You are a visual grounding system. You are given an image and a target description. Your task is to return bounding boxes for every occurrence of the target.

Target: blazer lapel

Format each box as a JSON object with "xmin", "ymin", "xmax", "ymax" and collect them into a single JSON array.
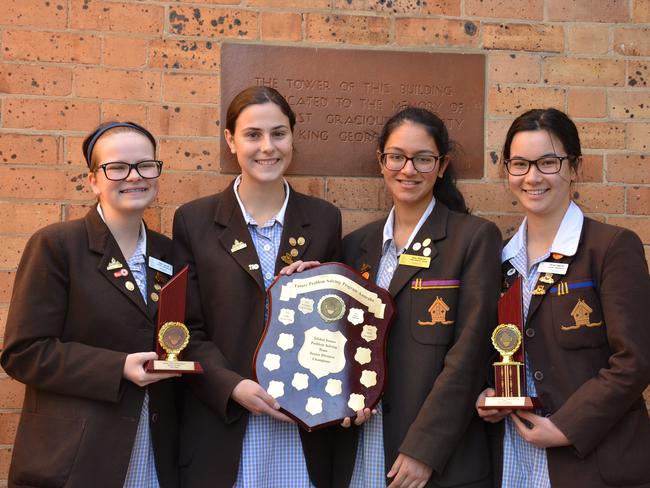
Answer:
[
  {"xmin": 357, "ymin": 223, "xmax": 384, "ymax": 284},
  {"xmin": 275, "ymin": 190, "xmax": 311, "ymax": 273},
  {"xmin": 526, "ymin": 252, "xmax": 576, "ymax": 325},
  {"xmin": 215, "ymin": 184, "xmax": 265, "ymax": 291},
  {"xmin": 388, "ymin": 202, "xmax": 447, "ymax": 297},
  {"xmin": 145, "ymin": 233, "xmax": 173, "ymax": 320}
]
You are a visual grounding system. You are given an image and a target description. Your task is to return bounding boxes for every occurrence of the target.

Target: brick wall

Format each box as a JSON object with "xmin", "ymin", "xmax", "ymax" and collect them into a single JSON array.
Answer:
[{"xmin": 0, "ymin": 0, "xmax": 648, "ymax": 481}]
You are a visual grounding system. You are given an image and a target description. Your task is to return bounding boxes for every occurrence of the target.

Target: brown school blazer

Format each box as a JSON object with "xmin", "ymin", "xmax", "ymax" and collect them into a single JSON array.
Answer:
[
  {"xmin": 343, "ymin": 202, "xmax": 502, "ymax": 488},
  {"xmin": 0, "ymin": 208, "xmax": 179, "ymax": 488},
  {"xmin": 173, "ymin": 181, "xmax": 356, "ymax": 488},
  {"xmin": 490, "ymin": 217, "xmax": 650, "ymax": 488}
]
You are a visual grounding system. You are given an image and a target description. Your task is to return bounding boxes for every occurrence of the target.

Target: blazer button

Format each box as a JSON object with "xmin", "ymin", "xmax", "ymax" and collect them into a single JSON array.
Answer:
[
  {"xmin": 525, "ymin": 328, "xmax": 535, "ymax": 338},
  {"xmin": 534, "ymin": 371, "xmax": 544, "ymax": 381},
  {"xmin": 151, "ymin": 413, "xmax": 159, "ymax": 423}
]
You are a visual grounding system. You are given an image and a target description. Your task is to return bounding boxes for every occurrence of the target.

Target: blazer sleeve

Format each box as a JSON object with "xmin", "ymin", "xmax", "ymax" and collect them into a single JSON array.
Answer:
[
  {"xmin": 172, "ymin": 207, "xmax": 246, "ymax": 423},
  {"xmin": 0, "ymin": 229, "xmax": 127, "ymax": 403},
  {"xmin": 398, "ymin": 220, "xmax": 502, "ymax": 474},
  {"xmin": 550, "ymin": 228, "xmax": 650, "ymax": 456}
]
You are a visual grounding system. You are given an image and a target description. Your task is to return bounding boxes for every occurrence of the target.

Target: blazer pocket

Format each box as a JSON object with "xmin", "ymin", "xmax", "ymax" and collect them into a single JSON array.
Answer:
[
  {"xmin": 595, "ymin": 405, "xmax": 650, "ymax": 485},
  {"xmin": 11, "ymin": 412, "xmax": 85, "ymax": 487},
  {"xmin": 410, "ymin": 284, "xmax": 459, "ymax": 346},
  {"xmin": 551, "ymin": 284, "xmax": 607, "ymax": 349}
]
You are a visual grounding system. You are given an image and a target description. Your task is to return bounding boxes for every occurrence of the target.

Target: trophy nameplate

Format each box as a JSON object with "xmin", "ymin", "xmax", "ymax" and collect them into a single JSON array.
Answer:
[
  {"xmin": 145, "ymin": 266, "xmax": 204, "ymax": 374},
  {"xmin": 253, "ymin": 262, "xmax": 395, "ymax": 431},
  {"xmin": 479, "ymin": 277, "xmax": 539, "ymax": 410}
]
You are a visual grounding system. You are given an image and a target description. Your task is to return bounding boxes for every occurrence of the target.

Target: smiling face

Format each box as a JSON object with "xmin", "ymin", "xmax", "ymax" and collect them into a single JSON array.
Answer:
[
  {"xmin": 224, "ymin": 102, "xmax": 293, "ymax": 185},
  {"xmin": 88, "ymin": 131, "xmax": 158, "ymax": 216},
  {"xmin": 507, "ymin": 129, "xmax": 575, "ymax": 220},
  {"xmin": 379, "ymin": 120, "xmax": 448, "ymax": 209}
]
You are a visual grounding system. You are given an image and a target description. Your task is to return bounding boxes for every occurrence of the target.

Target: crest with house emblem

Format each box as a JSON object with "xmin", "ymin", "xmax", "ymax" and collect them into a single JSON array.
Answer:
[
  {"xmin": 561, "ymin": 298, "xmax": 603, "ymax": 331},
  {"xmin": 418, "ymin": 296, "xmax": 454, "ymax": 326}
]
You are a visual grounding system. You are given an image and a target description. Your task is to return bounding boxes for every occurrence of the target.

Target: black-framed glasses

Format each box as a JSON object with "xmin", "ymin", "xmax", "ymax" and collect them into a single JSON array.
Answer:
[
  {"xmin": 380, "ymin": 153, "xmax": 443, "ymax": 173},
  {"xmin": 96, "ymin": 160, "xmax": 163, "ymax": 181},
  {"xmin": 503, "ymin": 156, "xmax": 571, "ymax": 176}
]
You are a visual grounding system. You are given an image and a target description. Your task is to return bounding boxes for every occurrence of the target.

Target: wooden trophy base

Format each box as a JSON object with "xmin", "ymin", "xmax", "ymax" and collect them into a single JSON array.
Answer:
[{"xmin": 144, "ymin": 359, "xmax": 204, "ymax": 374}]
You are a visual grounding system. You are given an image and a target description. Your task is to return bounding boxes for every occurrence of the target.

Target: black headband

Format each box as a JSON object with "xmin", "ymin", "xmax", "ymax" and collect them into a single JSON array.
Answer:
[{"xmin": 84, "ymin": 122, "xmax": 156, "ymax": 168}]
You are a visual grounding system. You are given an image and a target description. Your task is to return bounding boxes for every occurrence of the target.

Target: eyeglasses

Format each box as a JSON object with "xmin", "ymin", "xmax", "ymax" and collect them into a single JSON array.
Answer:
[
  {"xmin": 96, "ymin": 160, "xmax": 163, "ymax": 181},
  {"xmin": 503, "ymin": 156, "xmax": 571, "ymax": 176},
  {"xmin": 380, "ymin": 153, "xmax": 443, "ymax": 173}
]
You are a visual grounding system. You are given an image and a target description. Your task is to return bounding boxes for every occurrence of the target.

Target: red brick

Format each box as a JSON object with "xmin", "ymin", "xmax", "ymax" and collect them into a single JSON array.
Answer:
[
  {"xmin": 485, "ymin": 149, "xmax": 506, "ymax": 180},
  {"xmin": 148, "ymin": 105, "xmax": 219, "ymax": 137},
  {"xmin": 487, "ymin": 119, "xmax": 512, "ymax": 149},
  {"xmin": 0, "ymin": 272, "xmax": 16, "ymax": 303},
  {"xmin": 488, "ymin": 86, "xmax": 564, "ymax": 116},
  {"xmin": 74, "ymin": 67, "xmax": 161, "ymax": 102},
  {"xmin": 70, "ymin": 1, "xmax": 164, "ymax": 35},
  {"xmin": 3, "ymin": 99, "xmax": 100, "ymax": 131},
  {"xmin": 544, "ymin": 57, "xmax": 625, "ymax": 87},
  {"xmin": 333, "ymin": 0, "xmax": 460, "ymax": 14},
  {"xmin": 609, "ymin": 91, "xmax": 650, "ymax": 120},
  {"xmin": 547, "ymin": 0, "xmax": 630, "ymax": 22},
  {"xmin": 326, "ymin": 178, "xmax": 391, "ymax": 210},
  {"xmin": 163, "ymin": 73, "xmax": 219, "ymax": 104},
  {"xmin": 607, "ymin": 217, "xmax": 650, "ymax": 243},
  {"xmin": 0, "ymin": 308, "xmax": 8, "ymax": 343},
  {"xmin": 459, "ymin": 181, "xmax": 520, "ymax": 213},
  {"xmin": 161, "ymin": 207, "xmax": 176, "ymax": 237},
  {"xmin": 567, "ymin": 25, "xmax": 609, "ymax": 54},
  {"xmin": 65, "ymin": 136, "xmax": 87, "ymax": 167},
  {"xmin": 567, "ymin": 89, "xmax": 607, "ymax": 118},
  {"xmin": 284, "ymin": 177, "xmax": 326, "ymax": 199},
  {"xmin": 260, "ymin": 12, "xmax": 303, "ymax": 42},
  {"xmin": 607, "ymin": 154, "xmax": 650, "ymax": 183},
  {"xmin": 396, "ymin": 18, "xmax": 480, "ymax": 47},
  {"xmin": 167, "ymin": 7, "xmax": 258, "ymax": 39},
  {"xmin": 489, "ymin": 52, "xmax": 541, "ymax": 84},
  {"xmin": 3, "ymin": 0, "xmax": 66, "ymax": 28},
  {"xmin": 0, "ymin": 64, "xmax": 72, "ymax": 96},
  {"xmin": 465, "ymin": 0, "xmax": 543, "ymax": 19},
  {"xmin": 614, "ymin": 28, "xmax": 650, "ymax": 57},
  {"xmin": 2, "ymin": 31, "xmax": 101, "ymax": 64},
  {"xmin": 0, "ymin": 446, "xmax": 11, "ymax": 479},
  {"xmin": 102, "ymin": 37, "xmax": 147, "ymax": 68},
  {"xmin": 341, "ymin": 209, "xmax": 387, "ymax": 236},
  {"xmin": 0, "ymin": 237, "xmax": 27, "ymax": 268},
  {"xmin": 483, "ymin": 24, "xmax": 563, "ymax": 52},
  {"xmin": 628, "ymin": 123, "xmax": 650, "ymax": 150},
  {"xmin": 158, "ymin": 138, "xmax": 220, "ymax": 171},
  {"xmin": 306, "ymin": 14, "xmax": 390, "ymax": 45},
  {"xmin": 573, "ymin": 184, "xmax": 625, "ymax": 214},
  {"xmin": 0, "ymin": 168, "xmax": 92, "ymax": 201},
  {"xmin": 627, "ymin": 61, "xmax": 649, "ymax": 88},
  {"xmin": 248, "ymin": 0, "xmax": 329, "ymax": 6},
  {"xmin": 627, "ymin": 187, "xmax": 650, "ymax": 215},
  {"xmin": 101, "ymin": 103, "xmax": 147, "ymax": 126},
  {"xmin": 633, "ymin": 0, "xmax": 650, "ymax": 22},
  {"xmin": 65, "ymin": 205, "xmax": 162, "ymax": 233},
  {"xmin": 577, "ymin": 154, "xmax": 604, "ymax": 183},
  {"xmin": 156, "ymin": 173, "xmax": 231, "ymax": 205},
  {"xmin": 0, "ymin": 413, "xmax": 20, "ymax": 444},
  {"xmin": 149, "ymin": 39, "xmax": 220, "ymax": 71},
  {"xmin": 0, "ymin": 203, "xmax": 61, "ymax": 234},
  {"xmin": 576, "ymin": 122, "xmax": 626, "ymax": 149},
  {"xmin": 479, "ymin": 213, "xmax": 522, "ymax": 239},
  {"xmin": 0, "ymin": 134, "xmax": 60, "ymax": 165},
  {"xmin": 0, "ymin": 379, "xmax": 24, "ymax": 409}
]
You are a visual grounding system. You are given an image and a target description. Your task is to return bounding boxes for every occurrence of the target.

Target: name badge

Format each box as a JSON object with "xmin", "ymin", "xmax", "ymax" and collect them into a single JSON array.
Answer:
[
  {"xmin": 538, "ymin": 261, "xmax": 568, "ymax": 275},
  {"xmin": 399, "ymin": 253, "xmax": 431, "ymax": 268},
  {"xmin": 149, "ymin": 256, "xmax": 173, "ymax": 276}
]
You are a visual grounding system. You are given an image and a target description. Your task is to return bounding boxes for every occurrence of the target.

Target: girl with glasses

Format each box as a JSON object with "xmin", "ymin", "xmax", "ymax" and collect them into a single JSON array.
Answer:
[
  {"xmin": 476, "ymin": 108, "xmax": 650, "ymax": 487},
  {"xmin": 172, "ymin": 86, "xmax": 350, "ymax": 488},
  {"xmin": 1, "ymin": 122, "xmax": 180, "ymax": 488},
  {"xmin": 341, "ymin": 107, "xmax": 502, "ymax": 487}
]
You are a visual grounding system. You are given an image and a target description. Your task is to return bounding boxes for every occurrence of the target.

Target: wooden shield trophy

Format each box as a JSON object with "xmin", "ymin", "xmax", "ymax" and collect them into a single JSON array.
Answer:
[
  {"xmin": 479, "ymin": 277, "xmax": 539, "ymax": 409},
  {"xmin": 144, "ymin": 265, "xmax": 203, "ymax": 374},
  {"xmin": 253, "ymin": 262, "xmax": 395, "ymax": 431}
]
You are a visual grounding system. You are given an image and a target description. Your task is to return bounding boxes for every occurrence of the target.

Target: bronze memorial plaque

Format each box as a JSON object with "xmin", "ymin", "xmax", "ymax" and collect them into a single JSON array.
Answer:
[{"xmin": 220, "ymin": 43, "xmax": 485, "ymax": 178}]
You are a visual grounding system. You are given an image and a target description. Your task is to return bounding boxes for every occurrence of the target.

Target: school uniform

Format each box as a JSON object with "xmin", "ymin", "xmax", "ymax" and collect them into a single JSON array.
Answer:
[
  {"xmin": 173, "ymin": 179, "xmax": 354, "ymax": 488},
  {"xmin": 342, "ymin": 200, "xmax": 502, "ymax": 487},
  {"xmin": 0, "ymin": 207, "xmax": 179, "ymax": 488},
  {"xmin": 492, "ymin": 202, "xmax": 650, "ymax": 488}
]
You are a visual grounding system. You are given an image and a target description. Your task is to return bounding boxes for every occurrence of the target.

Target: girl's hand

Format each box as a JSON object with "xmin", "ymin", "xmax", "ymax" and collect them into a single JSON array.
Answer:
[
  {"xmin": 231, "ymin": 379, "xmax": 293, "ymax": 423},
  {"xmin": 476, "ymin": 387, "xmax": 512, "ymax": 423},
  {"xmin": 279, "ymin": 260, "xmax": 321, "ymax": 276},
  {"xmin": 123, "ymin": 351, "xmax": 180, "ymax": 387},
  {"xmin": 340, "ymin": 407, "xmax": 376, "ymax": 428},
  {"xmin": 387, "ymin": 453, "xmax": 432, "ymax": 488},
  {"xmin": 510, "ymin": 411, "xmax": 570, "ymax": 448}
]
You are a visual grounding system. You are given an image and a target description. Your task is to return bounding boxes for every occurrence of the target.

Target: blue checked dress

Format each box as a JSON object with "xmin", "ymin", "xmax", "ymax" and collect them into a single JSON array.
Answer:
[
  {"xmin": 501, "ymin": 228, "xmax": 551, "ymax": 488},
  {"xmin": 234, "ymin": 193, "xmax": 314, "ymax": 488},
  {"xmin": 123, "ymin": 228, "xmax": 161, "ymax": 488}
]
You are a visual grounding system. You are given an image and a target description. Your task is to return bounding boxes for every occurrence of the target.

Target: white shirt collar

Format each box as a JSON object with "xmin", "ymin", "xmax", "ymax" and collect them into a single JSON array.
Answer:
[
  {"xmin": 382, "ymin": 197, "xmax": 436, "ymax": 254},
  {"xmin": 502, "ymin": 201, "xmax": 584, "ymax": 263},
  {"xmin": 233, "ymin": 175, "xmax": 290, "ymax": 226},
  {"xmin": 95, "ymin": 203, "xmax": 147, "ymax": 258}
]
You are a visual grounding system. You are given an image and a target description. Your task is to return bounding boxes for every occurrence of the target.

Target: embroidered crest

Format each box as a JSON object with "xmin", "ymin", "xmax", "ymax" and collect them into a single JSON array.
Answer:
[
  {"xmin": 417, "ymin": 296, "xmax": 454, "ymax": 326},
  {"xmin": 280, "ymin": 253, "xmax": 294, "ymax": 265},
  {"xmin": 561, "ymin": 298, "xmax": 603, "ymax": 330}
]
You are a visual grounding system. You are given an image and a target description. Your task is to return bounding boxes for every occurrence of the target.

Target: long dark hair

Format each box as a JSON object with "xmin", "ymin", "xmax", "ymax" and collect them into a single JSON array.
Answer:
[
  {"xmin": 502, "ymin": 108, "xmax": 582, "ymax": 172},
  {"xmin": 226, "ymin": 86, "xmax": 296, "ymax": 133},
  {"xmin": 378, "ymin": 107, "xmax": 469, "ymax": 213}
]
